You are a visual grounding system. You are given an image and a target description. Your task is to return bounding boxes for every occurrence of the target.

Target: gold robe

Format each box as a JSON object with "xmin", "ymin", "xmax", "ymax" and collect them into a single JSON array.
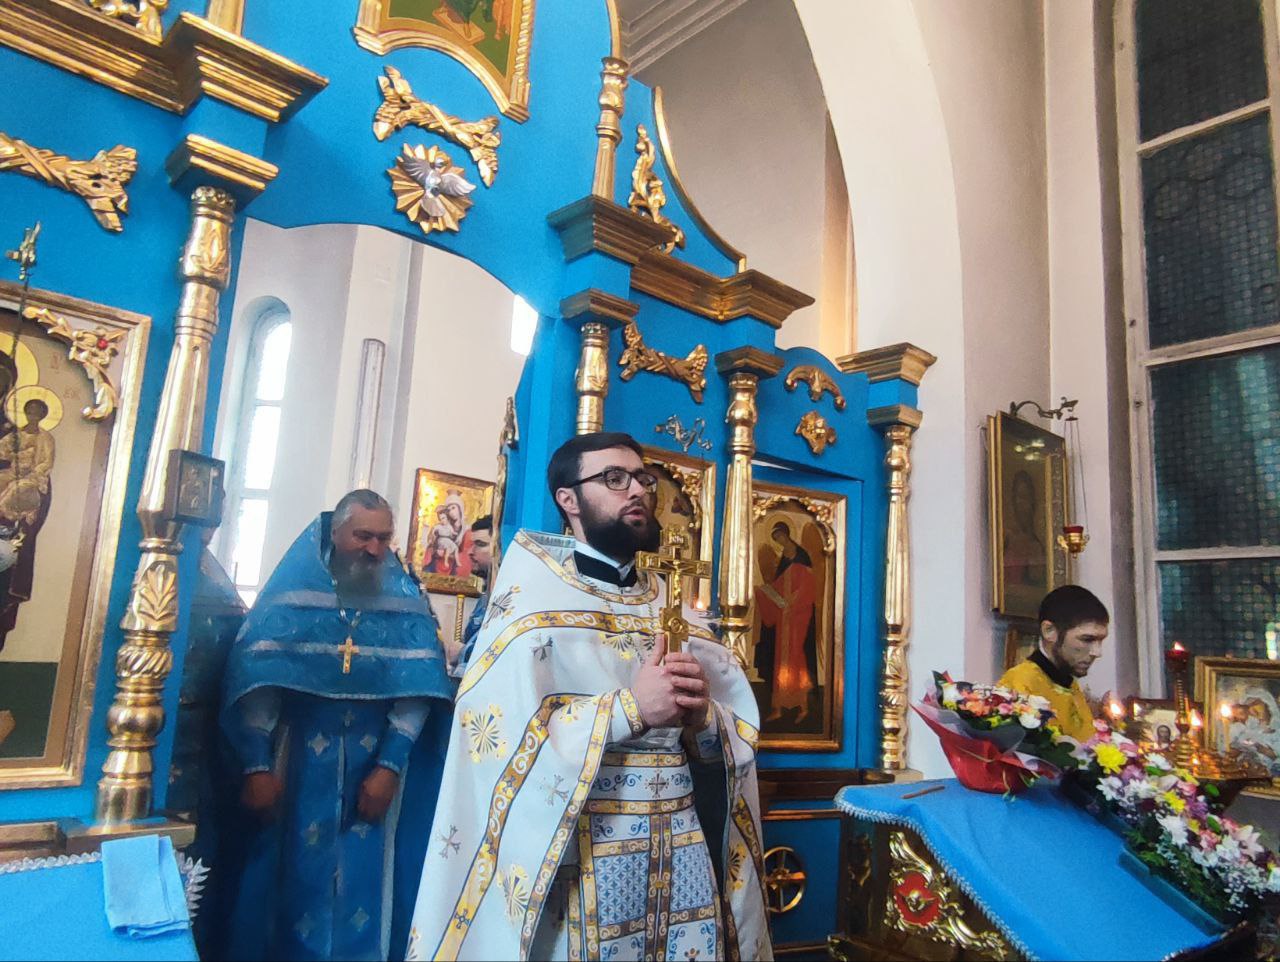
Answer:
[{"xmin": 998, "ymin": 659, "xmax": 1095, "ymax": 742}]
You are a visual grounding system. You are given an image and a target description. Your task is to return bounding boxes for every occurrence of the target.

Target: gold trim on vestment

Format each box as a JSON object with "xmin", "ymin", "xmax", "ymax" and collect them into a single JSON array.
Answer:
[
  {"xmin": 459, "ymin": 609, "xmax": 659, "ymax": 697},
  {"xmin": 433, "ymin": 692, "xmax": 610, "ymax": 960},
  {"xmin": 732, "ymin": 796, "xmax": 767, "ymax": 911},
  {"xmin": 577, "ymin": 815, "xmax": 601, "ymax": 958},
  {"xmin": 516, "ymin": 530, "xmax": 659, "ymax": 605},
  {"xmin": 601, "ymin": 750, "xmax": 685, "ymax": 768},
  {"xmin": 518, "ymin": 695, "xmax": 615, "ymax": 959},
  {"xmin": 584, "ymin": 794, "xmax": 693, "ymax": 815}
]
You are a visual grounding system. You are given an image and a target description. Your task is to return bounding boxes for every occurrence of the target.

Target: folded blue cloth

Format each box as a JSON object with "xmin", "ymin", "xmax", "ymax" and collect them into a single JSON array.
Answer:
[{"xmin": 100, "ymin": 835, "xmax": 191, "ymax": 939}]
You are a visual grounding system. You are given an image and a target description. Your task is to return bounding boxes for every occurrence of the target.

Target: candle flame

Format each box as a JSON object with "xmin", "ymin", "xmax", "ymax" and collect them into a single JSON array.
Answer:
[
  {"xmin": 1221, "ymin": 701, "xmax": 1233, "ymax": 720},
  {"xmin": 1108, "ymin": 700, "xmax": 1125, "ymax": 719},
  {"xmin": 1172, "ymin": 641, "xmax": 1186, "ymax": 652},
  {"xmin": 1190, "ymin": 708, "xmax": 1203, "ymax": 728}
]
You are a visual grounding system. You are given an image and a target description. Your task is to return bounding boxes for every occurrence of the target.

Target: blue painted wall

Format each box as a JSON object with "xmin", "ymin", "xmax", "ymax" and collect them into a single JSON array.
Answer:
[{"xmin": 0, "ymin": 3, "xmax": 917, "ymax": 852}]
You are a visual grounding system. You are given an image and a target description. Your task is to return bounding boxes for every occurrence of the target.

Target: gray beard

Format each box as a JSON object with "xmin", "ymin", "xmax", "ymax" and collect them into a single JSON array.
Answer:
[{"xmin": 331, "ymin": 553, "xmax": 383, "ymax": 598}]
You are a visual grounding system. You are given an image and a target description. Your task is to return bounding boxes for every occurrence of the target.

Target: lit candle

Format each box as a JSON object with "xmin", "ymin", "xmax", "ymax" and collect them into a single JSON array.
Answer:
[
  {"xmin": 1108, "ymin": 699, "xmax": 1125, "ymax": 722},
  {"xmin": 1220, "ymin": 702, "xmax": 1233, "ymax": 721},
  {"xmin": 1166, "ymin": 641, "xmax": 1190, "ymax": 668},
  {"xmin": 1190, "ymin": 708, "xmax": 1203, "ymax": 729}
]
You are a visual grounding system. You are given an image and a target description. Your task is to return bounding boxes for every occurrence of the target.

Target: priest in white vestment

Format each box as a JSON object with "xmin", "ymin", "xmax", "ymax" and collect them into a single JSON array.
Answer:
[{"xmin": 407, "ymin": 432, "xmax": 770, "ymax": 962}]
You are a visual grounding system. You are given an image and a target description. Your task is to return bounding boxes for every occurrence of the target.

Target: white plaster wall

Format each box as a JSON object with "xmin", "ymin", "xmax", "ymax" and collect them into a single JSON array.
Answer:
[
  {"xmin": 387, "ymin": 246, "xmax": 526, "ymax": 527},
  {"xmin": 639, "ymin": 0, "xmax": 852, "ymax": 356},
  {"xmin": 1045, "ymin": 0, "xmax": 1137, "ymax": 697},
  {"xmin": 796, "ymin": 0, "xmax": 967, "ymax": 777},
  {"xmin": 216, "ymin": 224, "xmax": 522, "ymax": 584},
  {"xmin": 911, "ymin": 0, "xmax": 1053, "ymax": 687}
]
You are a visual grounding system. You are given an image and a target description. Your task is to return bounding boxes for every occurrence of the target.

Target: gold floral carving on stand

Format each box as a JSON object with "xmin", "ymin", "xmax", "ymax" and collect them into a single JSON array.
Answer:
[
  {"xmin": 373, "ymin": 67, "xmax": 501, "ymax": 187},
  {"xmin": 752, "ymin": 492, "xmax": 837, "ymax": 555},
  {"xmin": 884, "ymin": 830, "xmax": 1009, "ymax": 956},
  {"xmin": 784, "ymin": 364, "xmax": 846, "ymax": 410},
  {"xmin": 388, "ymin": 145, "xmax": 477, "ymax": 235},
  {"xmin": 628, "ymin": 124, "xmax": 684, "ymax": 253},
  {"xmin": 618, "ymin": 319, "xmax": 707, "ymax": 402},
  {"xmin": 795, "ymin": 411, "xmax": 837, "ymax": 456},
  {"xmin": 0, "ymin": 133, "xmax": 137, "ymax": 232},
  {"xmin": 22, "ymin": 306, "xmax": 126, "ymax": 421},
  {"xmin": 82, "ymin": 0, "xmax": 166, "ymax": 39}
]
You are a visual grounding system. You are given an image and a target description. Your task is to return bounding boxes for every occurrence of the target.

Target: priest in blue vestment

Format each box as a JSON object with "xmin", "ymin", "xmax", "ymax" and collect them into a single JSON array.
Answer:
[{"xmin": 220, "ymin": 489, "xmax": 454, "ymax": 962}]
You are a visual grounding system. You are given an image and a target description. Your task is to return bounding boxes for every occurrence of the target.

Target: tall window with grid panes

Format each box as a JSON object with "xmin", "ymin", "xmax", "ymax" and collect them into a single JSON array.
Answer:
[
  {"xmin": 219, "ymin": 303, "xmax": 293, "ymax": 606},
  {"xmin": 1117, "ymin": 0, "xmax": 1280, "ymax": 688}
]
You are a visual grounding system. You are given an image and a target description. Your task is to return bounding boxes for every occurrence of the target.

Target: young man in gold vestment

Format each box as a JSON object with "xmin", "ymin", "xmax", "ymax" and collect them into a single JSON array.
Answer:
[{"xmin": 998, "ymin": 585, "xmax": 1109, "ymax": 743}]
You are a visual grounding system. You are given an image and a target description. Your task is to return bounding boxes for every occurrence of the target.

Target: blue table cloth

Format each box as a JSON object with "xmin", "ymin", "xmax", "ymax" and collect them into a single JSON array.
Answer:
[
  {"xmin": 0, "ymin": 851, "xmax": 198, "ymax": 961},
  {"xmin": 836, "ymin": 779, "xmax": 1217, "ymax": 962}
]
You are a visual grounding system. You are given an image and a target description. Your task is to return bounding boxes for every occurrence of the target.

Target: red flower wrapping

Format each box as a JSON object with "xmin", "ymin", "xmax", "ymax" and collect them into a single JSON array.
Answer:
[{"xmin": 913, "ymin": 703, "xmax": 1058, "ymax": 795}]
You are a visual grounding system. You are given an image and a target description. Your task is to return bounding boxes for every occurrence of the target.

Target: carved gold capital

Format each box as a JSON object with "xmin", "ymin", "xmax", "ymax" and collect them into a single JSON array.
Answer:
[
  {"xmin": 574, "ymin": 321, "xmax": 611, "ymax": 436},
  {"xmin": 165, "ymin": 134, "xmax": 278, "ymax": 202},
  {"xmin": 96, "ymin": 186, "xmax": 237, "ymax": 824},
  {"xmin": 592, "ymin": 56, "xmax": 629, "ymax": 199},
  {"xmin": 837, "ymin": 343, "xmax": 937, "ymax": 385},
  {"xmin": 0, "ymin": 131, "xmax": 136, "ymax": 232}
]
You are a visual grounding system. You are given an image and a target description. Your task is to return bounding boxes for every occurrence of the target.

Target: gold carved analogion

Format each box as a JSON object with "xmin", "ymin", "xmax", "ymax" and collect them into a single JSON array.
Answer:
[
  {"xmin": 618, "ymin": 319, "xmax": 707, "ymax": 403},
  {"xmin": 96, "ymin": 186, "xmax": 236, "ymax": 823},
  {"xmin": 795, "ymin": 411, "xmax": 836, "ymax": 456},
  {"xmin": 22, "ymin": 306, "xmax": 127, "ymax": 420},
  {"xmin": 628, "ymin": 124, "xmax": 684, "ymax": 253},
  {"xmin": 388, "ymin": 144, "xmax": 477, "ymax": 235},
  {"xmin": 373, "ymin": 66, "xmax": 501, "ymax": 187},
  {"xmin": 885, "ymin": 830, "xmax": 1009, "ymax": 956},
  {"xmin": 83, "ymin": 0, "xmax": 165, "ymax": 39},
  {"xmin": 0, "ymin": 132, "xmax": 136, "ymax": 232},
  {"xmin": 784, "ymin": 364, "xmax": 846, "ymax": 410}
]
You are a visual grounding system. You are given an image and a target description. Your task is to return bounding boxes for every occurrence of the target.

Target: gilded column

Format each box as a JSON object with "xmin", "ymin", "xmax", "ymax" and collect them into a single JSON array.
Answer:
[
  {"xmin": 562, "ymin": 289, "xmax": 639, "ymax": 437},
  {"xmin": 869, "ymin": 408, "xmax": 922, "ymax": 771},
  {"xmin": 838, "ymin": 343, "xmax": 935, "ymax": 773},
  {"xmin": 591, "ymin": 57, "xmax": 629, "ymax": 200},
  {"xmin": 715, "ymin": 348, "xmax": 782, "ymax": 676},
  {"xmin": 96, "ymin": 187, "xmax": 236, "ymax": 823}
]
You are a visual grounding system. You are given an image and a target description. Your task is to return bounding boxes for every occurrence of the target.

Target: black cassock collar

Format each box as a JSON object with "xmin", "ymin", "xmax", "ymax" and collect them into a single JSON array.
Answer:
[
  {"xmin": 573, "ymin": 550, "xmax": 638, "ymax": 588},
  {"xmin": 1029, "ymin": 647, "xmax": 1075, "ymax": 689}
]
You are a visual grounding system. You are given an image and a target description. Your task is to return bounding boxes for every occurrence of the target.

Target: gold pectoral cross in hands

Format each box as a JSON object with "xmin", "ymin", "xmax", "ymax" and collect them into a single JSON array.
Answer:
[
  {"xmin": 338, "ymin": 635, "xmax": 360, "ymax": 674},
  {"xmin": 636, "ymin": 529, "xmax": 711, "ymax": 657}
]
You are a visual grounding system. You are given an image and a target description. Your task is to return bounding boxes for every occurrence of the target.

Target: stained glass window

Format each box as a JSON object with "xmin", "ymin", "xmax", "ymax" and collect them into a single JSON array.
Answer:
[
  {"xmin": 1136, "ymin": 0, "xmax": 1267, "ymax": 142},
  {"xmin": 1159, "ymin": 559, "xmax": 1280, "ymax": 659},
  {"xmin": 1150, "ymin": 345, "xmax": 1280, "ymax": 549},
  {"xmin": 1142, "ymin": 115, "xmax": 1280, "ymax": 348}
]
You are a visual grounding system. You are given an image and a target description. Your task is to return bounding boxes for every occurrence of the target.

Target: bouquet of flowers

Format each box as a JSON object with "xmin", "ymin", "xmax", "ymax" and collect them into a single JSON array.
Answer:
[
  {"xmin": 1071, "ymin": 721, "xmax": 1280, "ymax": 920},
  {"xmin": 913, "ymin": 672, "xmax": 1077, "ymax": 795}
]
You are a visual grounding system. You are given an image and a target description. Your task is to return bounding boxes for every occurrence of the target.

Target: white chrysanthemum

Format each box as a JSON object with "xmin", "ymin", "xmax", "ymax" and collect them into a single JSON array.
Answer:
[{"xmin": 1157, "ymin": 813, "xmax": 1189, "ymax": 847}]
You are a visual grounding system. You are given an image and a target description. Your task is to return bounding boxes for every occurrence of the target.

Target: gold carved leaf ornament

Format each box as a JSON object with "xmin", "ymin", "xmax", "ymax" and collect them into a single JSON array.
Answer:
[
  {"xmin": 0, "ymin": 132, "xmax": 137, "ymax": 232},
  {"xmin": 22, "ymin": 306, "xmax": 126, "ymax": 421},
  {"xmin": 618, "ymin": 320, "xmax": 707, "ymax": 402},
  {"xmin": 795, "ymin": 411, "xmax": 837, "ymax": 456},
  {"xmin": 389, "ymin": 145, "xmax": 477, "ymax": 235},
  {"xmin": 628, "ymin": 124, "xmax": 684, "ymax": 253},
  {"xmin": 373, "ymin": 66, "xmax": 501, "ymax": 187},
  {"xmin": 784, "ymin": 364, "xmax": 847, "ymax": 410}
]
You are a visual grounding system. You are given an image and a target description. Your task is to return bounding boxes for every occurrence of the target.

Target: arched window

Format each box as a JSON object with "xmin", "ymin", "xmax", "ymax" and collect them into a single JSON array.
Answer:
[
  {"xmin": 223, "ymin": 304, "xmax": 292, "ymax": 605},
  {"xmin": 510, "ymin": 295, "xmax": 538, "ymax": 356}
]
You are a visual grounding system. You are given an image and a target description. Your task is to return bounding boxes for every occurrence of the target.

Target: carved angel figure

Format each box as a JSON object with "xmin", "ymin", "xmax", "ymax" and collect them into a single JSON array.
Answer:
[{"xmin": 388, "ymin": 145, "xmax": 477, "ymax": 235}]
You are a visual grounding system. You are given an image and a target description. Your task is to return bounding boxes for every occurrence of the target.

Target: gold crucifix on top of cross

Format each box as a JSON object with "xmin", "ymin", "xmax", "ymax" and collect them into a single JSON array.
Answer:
[{"xmin": 636, "ymin": 529, "xmax": 711, "ymax": 657}]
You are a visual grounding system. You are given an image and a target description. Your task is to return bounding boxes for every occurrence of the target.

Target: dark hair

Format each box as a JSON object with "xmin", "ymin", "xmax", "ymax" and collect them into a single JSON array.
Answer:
[
  {"xmin": 471, "ymin": 514, "xmax": 493, "ymax": 533},
  {"xmin": 547, "ymin": 432, "xmax": 645, "ymax": 525},
  {"xmin": 1039, "ymin": 585, "xmax": 1109, "ymax": 636}
]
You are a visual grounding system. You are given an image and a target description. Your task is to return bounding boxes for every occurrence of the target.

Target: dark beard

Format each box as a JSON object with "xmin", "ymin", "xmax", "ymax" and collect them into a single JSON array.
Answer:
[
  {"xmin": 331, "ymin": 551, "xmax": 383, "ymax": 598},
  {"xmin": 581, "ymin": 501, "xmax": 660, "ymax": 561}
]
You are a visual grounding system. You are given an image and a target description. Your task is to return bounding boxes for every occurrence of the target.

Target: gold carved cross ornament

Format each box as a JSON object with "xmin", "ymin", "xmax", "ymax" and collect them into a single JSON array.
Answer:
[
  {"xmin": 338, "ymin": 635, "xmax": 360, "ymax": 674},
  {"xmin": 635, "ymin": 529, "xmax": 710, "ymax": 656}
]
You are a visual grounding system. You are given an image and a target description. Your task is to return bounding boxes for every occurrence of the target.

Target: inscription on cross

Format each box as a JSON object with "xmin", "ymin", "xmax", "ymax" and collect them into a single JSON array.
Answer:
[{"xmin": 636, "ymin": 529, "xmax": 711, "ymax": 656}]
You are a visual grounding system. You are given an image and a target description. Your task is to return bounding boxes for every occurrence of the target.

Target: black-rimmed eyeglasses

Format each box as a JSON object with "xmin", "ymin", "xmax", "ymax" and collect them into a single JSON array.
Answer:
[{"xmin": 569, "ymin": 467, "xmax": 659, "ymax": 492}]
